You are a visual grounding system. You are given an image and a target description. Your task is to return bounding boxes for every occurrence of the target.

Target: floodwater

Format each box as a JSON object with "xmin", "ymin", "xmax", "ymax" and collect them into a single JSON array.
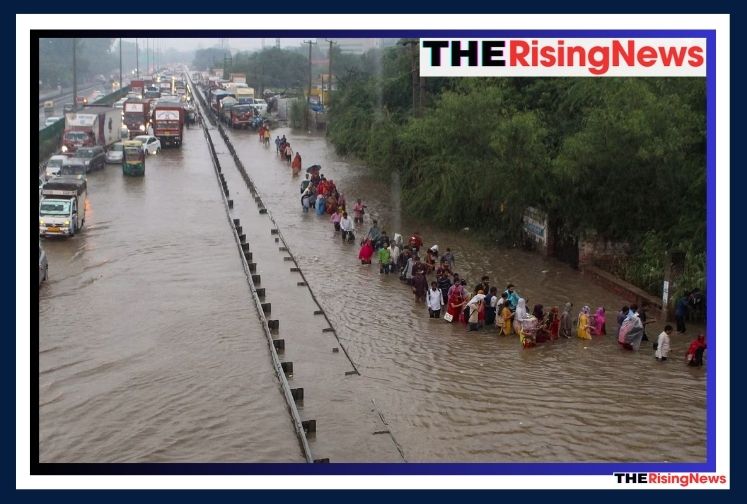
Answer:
[
  {"xmin": 38, "ymin": 127, "xmax": 304, "ymax": 462},
  {"xmin": 222, "ymin": 124, "xmax": 707, "ymax": 463},
  {"xmin": 37, "ymin": 108, "xmax": 707, "ymax": 464}
]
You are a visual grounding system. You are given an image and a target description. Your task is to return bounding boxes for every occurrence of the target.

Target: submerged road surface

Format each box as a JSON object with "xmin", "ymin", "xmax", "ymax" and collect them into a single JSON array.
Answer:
[
  {"xmin": 37, "ymin": 102, "xmax": 707, "ymax": 463},
  {"xmin": 38, "ymin": 126, "xmax": 304, "ymax": 462},
  {"xmin": 221, "ymin": 123, "xmax": 707, "ymax": 463}
]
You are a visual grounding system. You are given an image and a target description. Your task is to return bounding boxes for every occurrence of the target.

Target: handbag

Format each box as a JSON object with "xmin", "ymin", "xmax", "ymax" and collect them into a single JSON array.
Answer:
[{"xmin": 443, "ymin": 312, "xmax": 454, "ymax": 322}]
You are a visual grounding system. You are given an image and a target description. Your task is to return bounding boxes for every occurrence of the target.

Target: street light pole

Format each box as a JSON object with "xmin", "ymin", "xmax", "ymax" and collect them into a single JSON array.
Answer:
[
  {"xmin": 325, "ymin": 39, "xmax": 336, "ymax": 108},
  {"xmin": 303, "ymin": 40, "xmax": 316, "ymax": 131},
  {"xmin": 119, "ymin": 37, "xmax": 122, "ymax": 92},
  {"xmin": 136, "ymin": 38, "xmax": 139, "ymax": 78},
  {"xmin": 72, "ymin": 38, "xmax": 77, "ymax": 112}
]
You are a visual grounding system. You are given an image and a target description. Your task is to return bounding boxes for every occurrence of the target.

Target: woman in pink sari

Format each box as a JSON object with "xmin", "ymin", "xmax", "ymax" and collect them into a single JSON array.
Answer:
[{"xmin": 592, "ymin": 307, "xmax": 607, "ymax": 336}]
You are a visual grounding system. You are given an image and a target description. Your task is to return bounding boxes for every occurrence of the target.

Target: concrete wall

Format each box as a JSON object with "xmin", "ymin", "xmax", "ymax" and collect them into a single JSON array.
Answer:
[{"xmin": 578, "ymin": 236, "xmax": 630, "ymax": 268}]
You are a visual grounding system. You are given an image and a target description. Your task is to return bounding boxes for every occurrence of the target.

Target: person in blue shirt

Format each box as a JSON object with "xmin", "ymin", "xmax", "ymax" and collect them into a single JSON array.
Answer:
[
  {"xmin": 675, "ymin": 291, "xmax": 691, "ymax": 333},
  {"xmin": 504, "ymin": 283, "xmax": 520, "ymax": 311}
]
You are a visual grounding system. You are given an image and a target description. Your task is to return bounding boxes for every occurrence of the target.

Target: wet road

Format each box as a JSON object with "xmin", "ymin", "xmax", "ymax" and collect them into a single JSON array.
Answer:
[
  {"xmin": 222, "ymin": 123, "xmax": 707, "ymax": 462},
  {"xmin": 38, "ymin": 126, "xmax": 304, "ymax": 462},
  {"xmin": 38, "ymin": 96, "xmax": 707, "ymax": 463},
  {"xmin": 38, "ymin": 84, "xmax": 111, "ymax": 130}
]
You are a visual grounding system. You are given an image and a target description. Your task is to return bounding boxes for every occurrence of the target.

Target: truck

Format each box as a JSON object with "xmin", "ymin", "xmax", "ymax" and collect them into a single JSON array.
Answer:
[
  {"xmin": 61, "ymin": 107, "xmax": 122, "ymax": 154},
  {"xmin": 123, "ymin": 99, "xmax": 151, "ymax": 137},
  {"xmin": 152, "ymin": 103, "xmax": 185, "ymax": 146},
  {"xmin": 159, "ymin": 80, "xmax": 172, "ymax": 95},
  {"xmin": 229, "ymin": 73, "xmax": 246, "ymax": 84},
  {"xmin": 235, "ymin": 86, "xmax": 255, "ymax": 105},
  {"xmin": 229, "ymin": 104, "xmax": 255, "ymax": 129},
  {"xmin": 39, "ymin": 176, "xmax": 87, "ymax": 237},
  {"xmin": 219, "ymin": 97, "xmax": 238, "ymax": 124},
  {"xmin": 130, "ymin": 79, "xmax": 145, "ymax": 97}
]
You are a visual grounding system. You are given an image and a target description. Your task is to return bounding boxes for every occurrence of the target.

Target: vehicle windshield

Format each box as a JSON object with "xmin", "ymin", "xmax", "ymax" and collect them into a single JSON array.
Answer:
[
  {"xmin": 40, "ymin": 200, "xmax": 71, "ymax": 216},
  {"xmin": 47, "ymin": 158, "xmax": 65, "ymax": 167},
  {"xmin": 111, "ymin": 143, "xmax": 124, "ymax": 152},
  {"xmin": 64, "ymin": 131, "xmax": 88, "ymax": 142},
  {"xmin": 76, "ymin": 149, "xmax": 95, "ymax": 158},
  {"xmin": 134, "ymin": 136, "xmax": 149, "ymax": 143},
  {"xmin": 124, "ymin": 148, "xmax": 143, "ymax": 161},
  {"xmin": 59, "ymin": 164, "xmax": 86, "ymax": 176}
]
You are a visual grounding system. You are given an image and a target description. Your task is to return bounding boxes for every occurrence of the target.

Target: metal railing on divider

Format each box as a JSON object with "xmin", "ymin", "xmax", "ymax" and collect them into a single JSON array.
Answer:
[{"xmin": 189, "ymin": 77, "xmax": 316, "ymax": 464}]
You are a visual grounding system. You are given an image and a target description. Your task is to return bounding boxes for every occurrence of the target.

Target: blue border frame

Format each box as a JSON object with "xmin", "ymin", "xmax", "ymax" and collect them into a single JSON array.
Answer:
[{"xmin": 32, "ymin": 28, "xmax": 716, "ymax": 477}]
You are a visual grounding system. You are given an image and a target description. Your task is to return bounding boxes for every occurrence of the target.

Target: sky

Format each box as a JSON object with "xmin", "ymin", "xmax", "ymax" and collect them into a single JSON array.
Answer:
[{"xmin": 158, "ymin": 38, "xmax": 307, "ymax": 52}]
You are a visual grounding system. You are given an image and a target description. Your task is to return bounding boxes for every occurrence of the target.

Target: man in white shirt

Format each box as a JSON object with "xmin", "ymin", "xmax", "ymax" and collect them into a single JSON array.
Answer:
[
  {"xmin": 655, "ymin": 325, "xmax": 673, "ymax": 361},
  {"xmin": 427, "ymin": 281, "xmax": 444, "ymax": 318},
  {"xmin": 339, "ymin": 211, "xmax": 355, "ymax": 242}
]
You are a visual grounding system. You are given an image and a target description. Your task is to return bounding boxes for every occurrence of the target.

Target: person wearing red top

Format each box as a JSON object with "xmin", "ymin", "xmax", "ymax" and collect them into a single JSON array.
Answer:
[
  {"xmin": 686, "ymin": 334, "xmax": 707, "ymax": 366},
  {"xmin": 358, "ymin": 239, "xmax": 374, "ymax": 265},
  {"xmin": 408, "ymin": 232, "xmax": 423, "ymax": 252}
]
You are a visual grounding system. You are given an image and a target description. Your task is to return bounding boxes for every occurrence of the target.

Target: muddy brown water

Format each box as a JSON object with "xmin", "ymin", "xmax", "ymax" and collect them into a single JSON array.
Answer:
[
  {"xmin": 38, "ymin": 127, "xmax": 303, "ymax": 462},
  {"xmin": 38, "ymin": 118, "xmax": 706, "ymax": 463},
  {"xmin": 223, "ymin": 125, "xmax": 707, "ymax": 463}
]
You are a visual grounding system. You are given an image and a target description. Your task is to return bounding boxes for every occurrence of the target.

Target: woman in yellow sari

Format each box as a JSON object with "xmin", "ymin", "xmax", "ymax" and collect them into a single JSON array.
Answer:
[
  {"xmin": 498, "ymin": 293, "xmax": 513, "ymax": 336},
  {"xmin": 577, "ymin": 305, "xmax": 592, "ymax": 340}
]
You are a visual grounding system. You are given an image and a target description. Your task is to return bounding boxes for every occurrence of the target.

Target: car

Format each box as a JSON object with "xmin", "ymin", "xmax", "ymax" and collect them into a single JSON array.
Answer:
[
  {"xmin": 106, "ymin": 142, "xmax": 124, "ymax": 164},
  {"xmin": 63, "ymin": 103, "xmax": 74, "ymax": 113},
  {"xmin": 44, "ymin": 116, "xmax": 62, "ymax": 128},
  {"xmin": 113, "ymin": 97, "xmax": 127, "ymax": 110},
  {"xmin": 39, "ymin": 177, "xmax": 44, "ymax": 200},
  {"xmin": 73, "ymin": 146, "xmax": 106, "ymax": 172},
  {"xmin": 45, "ymin": 154, "xmax": 68, "ymax": 177},
  {"xmin": 39, "ymin": 242, "xmax": 48, "ymax": 288},
  {"xmin": 133, "ymin": 135, "xmax": 161, "ymax": 155}
]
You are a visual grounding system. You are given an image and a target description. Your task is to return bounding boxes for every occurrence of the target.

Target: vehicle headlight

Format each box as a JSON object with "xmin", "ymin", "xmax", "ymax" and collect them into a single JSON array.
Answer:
[
  {"xmin": 61, "ymin": 145, "xmax": 68, "ymax": 153},
  {"xmin": 64, "ymin": 220, "xmax": 69, "ymax": 225},
  {"xmin": 39, "ymin": 219, "xmax": 44, "ymax": 225},
  {"xmin": 139, "ymin": 125, "xmax": 146, "ymax": 131}
]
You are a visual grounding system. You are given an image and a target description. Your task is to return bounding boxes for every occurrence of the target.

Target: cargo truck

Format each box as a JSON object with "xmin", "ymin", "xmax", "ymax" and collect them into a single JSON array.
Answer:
[
  {"xmin": 130, "ymin": 79, "xmax": 145, "ymax": 97},
  {"xmin": 61, "ymin": 107, "xmax": 122, "ymax": 154},
  {"xmin": 39, "ymin": 176, "xmax": 87, "ymax": 237},
  {"xmin": 229, "ymin": 73, "xmax": 247, "ymax": 84},
  {"xmin": 123, "ymin": 99, "xmax": 151, "ymax": 137},
  {"xmin": 152, "ymin": 104, "xmax": 185, "ymax": 146},
  {"xmin": 229, "ymin": 104, "xmax": 255, "ymax": 129}
]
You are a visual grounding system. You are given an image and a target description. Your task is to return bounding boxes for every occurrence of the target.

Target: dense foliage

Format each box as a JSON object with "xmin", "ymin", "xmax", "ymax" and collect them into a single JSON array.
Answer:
[{"xmin": 326, "ymin": 45, "xmax": 706, "ymax": 297}]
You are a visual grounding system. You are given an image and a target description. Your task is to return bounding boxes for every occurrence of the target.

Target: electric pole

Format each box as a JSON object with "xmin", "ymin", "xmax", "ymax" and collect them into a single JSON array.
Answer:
[
  {"xmin": 325, "ymin": 39, "xmax": 336, "ymax": 108},
  {"xmin": 304, "ymin": 40, "xmax": 316, "ymax": 130},
  {"xmin": 146, "ymin": 39, "xmax": 149, "ymax": 76},
  {"xmin": 136, "ymin": 38, "xmax": 139, "ymax": 78},
  {"xmin": 72, "ymin": 38, "xmax": 77, "ymax": 112},
  {"xmin": 399, "ymin": 39, "xmax": 420, "ymax": 115},
  {"xmin": 119, "ymin": 37, "xmax": 122, "ymax": 92}
]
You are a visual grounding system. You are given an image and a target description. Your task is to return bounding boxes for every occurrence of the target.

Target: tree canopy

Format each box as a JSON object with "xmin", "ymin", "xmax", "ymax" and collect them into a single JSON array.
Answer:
[{"xmin": 325, "ymin": 43, "xmax": 706, "ymax": 296}]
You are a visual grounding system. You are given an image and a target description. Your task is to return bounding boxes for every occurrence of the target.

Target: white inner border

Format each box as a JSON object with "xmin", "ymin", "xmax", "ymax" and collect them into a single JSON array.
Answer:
[{"xmin": 17, "ymin": 13, "xmax": 730, "ymax": 490}]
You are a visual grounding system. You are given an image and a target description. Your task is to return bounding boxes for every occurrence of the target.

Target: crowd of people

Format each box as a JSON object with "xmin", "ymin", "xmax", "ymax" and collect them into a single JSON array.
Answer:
[{"xmin": 285, "ymin": 158, "xmax": 706, "ymax": 365}]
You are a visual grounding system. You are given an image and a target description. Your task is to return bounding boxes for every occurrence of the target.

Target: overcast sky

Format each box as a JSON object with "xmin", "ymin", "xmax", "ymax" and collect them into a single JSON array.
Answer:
[{"xmin": 155, "ymin": 38, "xmax": 307, "ymax": 52}]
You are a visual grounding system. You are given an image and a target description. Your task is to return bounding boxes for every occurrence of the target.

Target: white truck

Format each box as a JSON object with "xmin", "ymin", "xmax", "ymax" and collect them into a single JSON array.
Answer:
[
  {"xmin": 39, "ymin": 176, "xmax": 87, "ymax": 237},
  {"xmin": 61, "ymin": 107, "xmax": 123, "ymax": 154}
]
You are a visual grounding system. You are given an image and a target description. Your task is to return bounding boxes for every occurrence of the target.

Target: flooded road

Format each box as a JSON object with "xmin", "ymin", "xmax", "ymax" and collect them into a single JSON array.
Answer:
[
  {"xmin": 38, "ymin": 126, "xmax": 304, "ymax": 462},
  {"xmin": 224, "ymin": 124, "xmax": 707, "ymax": 462},
  {"xmin": 37, "ymin": 105, "xmax": 707, "ymax": 464}
]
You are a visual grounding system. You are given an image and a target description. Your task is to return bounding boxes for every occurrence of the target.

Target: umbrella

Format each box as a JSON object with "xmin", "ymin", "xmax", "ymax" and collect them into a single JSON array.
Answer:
[{"xmin": 306, "ymin": 164, "xmax": 322, "ymax": 174}]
